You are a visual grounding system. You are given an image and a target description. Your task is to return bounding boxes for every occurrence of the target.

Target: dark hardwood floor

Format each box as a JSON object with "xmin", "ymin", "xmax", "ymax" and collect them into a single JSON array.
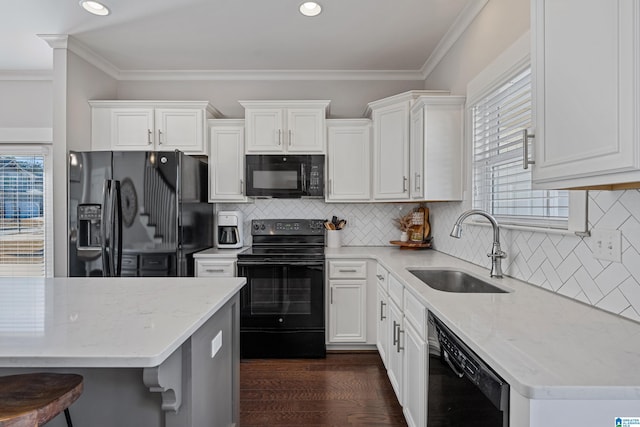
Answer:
[{"xmin": 240, "ymin": 352, "xmax": 408, "ymax": 427}]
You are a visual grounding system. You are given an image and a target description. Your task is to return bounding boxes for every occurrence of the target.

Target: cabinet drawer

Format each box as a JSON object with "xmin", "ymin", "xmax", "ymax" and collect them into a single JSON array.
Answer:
[
  {"xmin": 121, "ymin": 255, "xmax": 138, "ymax": 270},
  {"xmin": 404, "ymin": 290, "xmax": 426, "ymax": 339},
  {"xmin": 196, "ymin": 259, "xmax": 236, "ymax": 277},
  {"xmin": 388, "ymin": 274, "xmax": 403, "ymax": 308},
  {"xmin": 376, "ymin": 264, "xmax": 388, "ymax": 291},
  {"xmin": 329, "ymin": 260, "xmax": 367, "ymax": 279},
  {"xmin": 139, "ymin": 254, "xmax": 170, "ymax": 271}
]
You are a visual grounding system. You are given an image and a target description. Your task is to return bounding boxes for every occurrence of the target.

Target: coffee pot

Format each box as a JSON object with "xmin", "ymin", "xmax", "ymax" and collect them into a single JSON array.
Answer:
[{"xmin": 216, "ymin": 211, "xmax": 243, "ymax": 249}]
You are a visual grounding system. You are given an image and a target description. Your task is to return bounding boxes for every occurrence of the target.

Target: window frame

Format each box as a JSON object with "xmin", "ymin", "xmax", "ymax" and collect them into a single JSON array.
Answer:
[
  {"xmin": 0, "ymin": 140, "xmax": 53, "ymax": 278},
  {"xmin": 465, "ymin": 31, "xmax": 587, "ymax": 233}
]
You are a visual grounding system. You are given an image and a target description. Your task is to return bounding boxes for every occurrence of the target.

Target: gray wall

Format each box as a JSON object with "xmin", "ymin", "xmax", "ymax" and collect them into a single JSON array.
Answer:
[
  {"xmin": 116, "ymin": 79, "xmax": 425, "ymax": 118},
  {"xmin": 0, "ymin": 80, "xmax": 52, "ymax": 128}
]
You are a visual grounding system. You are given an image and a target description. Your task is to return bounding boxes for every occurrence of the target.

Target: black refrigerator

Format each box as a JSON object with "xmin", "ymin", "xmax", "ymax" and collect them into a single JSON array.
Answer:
[{"xmin": 68, "ymin": 150, "xmax": 213, "ymax": 277}]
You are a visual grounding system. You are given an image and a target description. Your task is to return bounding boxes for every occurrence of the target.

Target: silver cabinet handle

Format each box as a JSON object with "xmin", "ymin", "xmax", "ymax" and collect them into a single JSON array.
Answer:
[
  {"xmin": 288, "ymin": 129, "xmax": 292, "ymax": 146},
  {"xmin": 393, "ymin": 320, "xmax": 399, "ymax": 346},
  {"xmin": 522, "ymin": 129, "xmax": 535, "ymax": 170},
  {"xmin": 339, "ymin": 269, "xmax": 357, "ymax": 273},
  {"xmin": 158, "ymin": 130, "xmax": 163, "ymax": 145},
  {"xmin": 415, "ymin": 173, "xmax": 420, "ymax": 191},
  {"xmin": 278, "ymin": 129, "xmax": 282, "ymax": 146},
  {"xmin": 380, "ymin": 301, "xmax": 386, "ymax": 321},
  {"xmin": 240, "ymin": 179, "xmax": 244, "ymax": 193},
  {"xmin": 330, "ymin": 287, "xmax": 333, "ymax": 304},
  {"xmin": 205, "ymin": 268, "xmax": 225, "ymax": 273},
  {"xmin": 147, "ymin": 129, "xmax": 153, "ymax": 145},
  {"xmin": 397, "ymin": 328, "xmax": 404, "ymax": 352},
  {"xmin": 402, "ymin": 176, "xmax": 408, "ymax": 192}
]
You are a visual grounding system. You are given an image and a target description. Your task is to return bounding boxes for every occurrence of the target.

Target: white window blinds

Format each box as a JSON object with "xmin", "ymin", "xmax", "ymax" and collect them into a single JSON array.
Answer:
[
  {"xmin": 471, "ymin": 67, "xmax": 569, "ymax": 228},
  {"xmin": 0, "ymin": 150, "xmax": 49, "ymax": 277}
]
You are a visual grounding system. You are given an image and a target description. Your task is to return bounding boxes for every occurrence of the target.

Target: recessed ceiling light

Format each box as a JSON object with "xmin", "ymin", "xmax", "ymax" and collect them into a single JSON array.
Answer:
[
  {"xmin": 299, "ymin": 2, "xmax": 322, "ymax": 17},
  {"xmin": 79, "ymin": 0, "xmax": 110, "ymax": 16}
]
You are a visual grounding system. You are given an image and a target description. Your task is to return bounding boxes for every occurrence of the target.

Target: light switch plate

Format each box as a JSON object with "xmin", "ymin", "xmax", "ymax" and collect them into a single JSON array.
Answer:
[{"xmin": 590, "ymin": 228, "xmax": 622, "ymax": 262}]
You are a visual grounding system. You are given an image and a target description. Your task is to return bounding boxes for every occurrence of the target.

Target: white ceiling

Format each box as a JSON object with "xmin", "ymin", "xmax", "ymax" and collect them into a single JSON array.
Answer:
[{"xmin": 1, "ymin": 0, "xmax": 484, "ymax": 79}]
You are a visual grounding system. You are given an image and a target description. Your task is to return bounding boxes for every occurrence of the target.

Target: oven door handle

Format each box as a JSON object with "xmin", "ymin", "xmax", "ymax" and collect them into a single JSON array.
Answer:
[{"xmin": 237, "ymin": 260, "xmax": 325, "ymax": 267}]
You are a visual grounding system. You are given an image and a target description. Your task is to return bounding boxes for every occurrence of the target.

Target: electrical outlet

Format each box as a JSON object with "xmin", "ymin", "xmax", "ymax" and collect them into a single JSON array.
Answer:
[{"xmin": 590, "ymin": 228, "xmax": 622, "ymax": 262}]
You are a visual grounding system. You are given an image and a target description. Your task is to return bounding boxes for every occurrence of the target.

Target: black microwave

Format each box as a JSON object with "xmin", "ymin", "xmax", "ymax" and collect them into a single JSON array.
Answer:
[{"xmin": 245, "ymin": 155, "xmax": 324, "ymax": 198}]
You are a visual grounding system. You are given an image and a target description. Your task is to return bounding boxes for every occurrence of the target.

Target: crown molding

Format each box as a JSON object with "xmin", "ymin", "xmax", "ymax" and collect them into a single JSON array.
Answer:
[
  {"xmin": 420, "ymin": 0, "xmax": 489, "ymax": 80},
  {"xmin": 38, "ymin": 34, "xmax": 120, "ymax": 80},
  {"xmin": 117, "ymin": 69, "xmax": 425, "ymax": 81},
  {"xmin": 0, "ymin": 70, "xmax": 52, "ymax": 81}
]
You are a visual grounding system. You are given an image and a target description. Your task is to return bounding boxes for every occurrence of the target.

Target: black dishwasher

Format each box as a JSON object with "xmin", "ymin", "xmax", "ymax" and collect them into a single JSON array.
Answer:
[{"xmin": 428, "ymin": 312, "xmax": 509, "ymax": 426}]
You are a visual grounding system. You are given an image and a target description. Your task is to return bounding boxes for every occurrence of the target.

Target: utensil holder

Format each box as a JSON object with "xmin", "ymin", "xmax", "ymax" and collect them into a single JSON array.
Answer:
[{"xmin": 326, "ymin": 230, "xmax": 341, "ymax": 248}]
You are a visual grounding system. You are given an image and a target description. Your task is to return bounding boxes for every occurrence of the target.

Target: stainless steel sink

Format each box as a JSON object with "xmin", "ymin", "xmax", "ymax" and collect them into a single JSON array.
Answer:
[{"xmin": 407, "ymin": 269, "xmax": 508, "ymax": 293}]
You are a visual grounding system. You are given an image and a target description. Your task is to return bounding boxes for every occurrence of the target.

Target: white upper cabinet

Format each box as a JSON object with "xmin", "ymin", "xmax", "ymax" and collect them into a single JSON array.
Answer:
[
  {"xmin": 240, "ymin": 101, "xmax": 330, "ymax": 154},
  {"xmin": 208, "ymin": 119, "xmax": 248, "ymax": 203},
  {"xmin": 89, "ymin": 101, "xmax": 220, "ymax": 155},
  {"xmin": 532, "ymin": 0, "xmax": 640, "ymax": 189},
  {"xmin": 372, "ymin": 101, "xmax": 411, "ymax": 200},
  {"xmin": 409, "ymin": 96, "xmax": 465, "ymax": 201},
  {"xmin": 326, "ymin": 119, "xmax": 371, "ymax": 202},
  {"xmin": 366, "ymin": 90, "xmax": 455, "ymax": 201}
]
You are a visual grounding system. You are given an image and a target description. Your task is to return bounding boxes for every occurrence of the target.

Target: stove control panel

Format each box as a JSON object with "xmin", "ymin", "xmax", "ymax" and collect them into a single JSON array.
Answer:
[{"xmin": 251, "ymin": 219, "xmax": 325, "ymax": 235}]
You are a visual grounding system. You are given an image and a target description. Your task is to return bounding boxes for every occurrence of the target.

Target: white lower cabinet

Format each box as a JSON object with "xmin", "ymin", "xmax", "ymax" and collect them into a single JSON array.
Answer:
[
  {"xmin": 329, "ymin": 281, "xmax": 367, "ymax": 342},
  {"xmin": 376, "ymin": 264, "xmax": 390, "ymax": 365},
  {"xmin": 387, "ymin": 297, "xmax": 404, "ymax": 404},
  {"xmin": 327, "ymin": 260, "xmax": 367, "ymax": 344},
  {"xmin": 376, "ymin": 270, "xmax": 428, "ymax": 427},
  {"xmin": 402, "ymin": 292, "xmax": 428, "ymax": 427},
  {"xmin": 195, "ymin": 259, "xmax": 236, "ymax": 277}
]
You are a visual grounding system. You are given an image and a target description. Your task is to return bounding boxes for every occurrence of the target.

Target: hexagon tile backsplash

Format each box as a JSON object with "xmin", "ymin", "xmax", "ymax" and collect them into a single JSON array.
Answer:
[{"xmin": 219, "ymin": 190, "xmax": 640, "ymax": 323}]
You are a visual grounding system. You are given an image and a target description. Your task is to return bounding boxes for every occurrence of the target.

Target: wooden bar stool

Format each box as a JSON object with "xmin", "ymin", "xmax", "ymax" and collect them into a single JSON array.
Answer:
[{"xmin": 0, "ymin": 373, "xmax": 83, "ymax": 427}]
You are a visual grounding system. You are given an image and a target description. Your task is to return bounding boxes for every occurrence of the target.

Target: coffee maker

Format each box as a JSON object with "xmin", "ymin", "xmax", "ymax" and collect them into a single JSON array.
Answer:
[{"xmin": 216, "ymin": 211, "xmax": 243, "ymax": 249}]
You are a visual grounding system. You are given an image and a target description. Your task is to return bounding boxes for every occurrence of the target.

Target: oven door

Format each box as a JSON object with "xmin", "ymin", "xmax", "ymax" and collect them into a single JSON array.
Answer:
[{"xmin": 237, "ymin": 260, "xmax": 324, "ymax": 329}]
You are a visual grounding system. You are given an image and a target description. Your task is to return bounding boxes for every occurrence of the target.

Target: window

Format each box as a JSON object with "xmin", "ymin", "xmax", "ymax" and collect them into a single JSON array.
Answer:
[
  {"xmin": 471, "ymin": 66, "xmax": 569, "ymax": 228},
  {"xmin": 0, "ymin": 146, "xmax": 52, "ymax": 277}
]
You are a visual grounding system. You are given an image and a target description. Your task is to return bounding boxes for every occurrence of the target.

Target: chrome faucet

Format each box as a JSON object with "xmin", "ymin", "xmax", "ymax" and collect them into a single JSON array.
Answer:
[{"xmin": 450, "ymin": 209, "xmax": 506, "ymax": 278}]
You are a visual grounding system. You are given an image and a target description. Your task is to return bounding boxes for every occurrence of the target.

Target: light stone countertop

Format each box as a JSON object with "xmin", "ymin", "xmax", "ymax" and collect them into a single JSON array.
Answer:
[
  {"xmin": 326, "ymin": 246, "xmax": 640, "ymax": 400},
  {"xmin": 193, "ymin": 247, "xmax": 249, "ymax": 258},
  {"xmin": 0, "ymin": 277, "xmax": 246, "ymax": 368}
]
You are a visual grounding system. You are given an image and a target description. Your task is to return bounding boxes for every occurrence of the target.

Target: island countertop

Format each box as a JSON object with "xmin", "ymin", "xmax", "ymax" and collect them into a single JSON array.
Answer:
[{"xmin": 0, "ymin": 277, "xmax": 246, "ymax": 369}]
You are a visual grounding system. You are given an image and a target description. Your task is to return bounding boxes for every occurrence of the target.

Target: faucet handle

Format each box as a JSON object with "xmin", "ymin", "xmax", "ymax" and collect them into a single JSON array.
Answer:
[{"xmin": 487, "ymin": 250, "xmax": 507, "ymax": 259}]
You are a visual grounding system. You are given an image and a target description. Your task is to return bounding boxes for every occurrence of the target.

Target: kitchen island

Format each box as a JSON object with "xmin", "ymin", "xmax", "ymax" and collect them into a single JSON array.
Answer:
[
  {"xmin": 326, "ymin": 247, "xmax": 640, "ymax": 427},
  {"xmin": 0, "ymin": 276, "xmax": 245, "ymax": 427}
]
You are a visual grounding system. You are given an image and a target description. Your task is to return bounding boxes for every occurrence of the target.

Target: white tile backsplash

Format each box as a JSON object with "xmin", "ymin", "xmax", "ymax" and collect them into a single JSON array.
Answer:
[
  {"xmin": 220, "ymin": 190, "xmax": 640, "ymax": 322},
  {"xmin": 216, "ymin": 199, "xmax": 417, "ymax": 247}
]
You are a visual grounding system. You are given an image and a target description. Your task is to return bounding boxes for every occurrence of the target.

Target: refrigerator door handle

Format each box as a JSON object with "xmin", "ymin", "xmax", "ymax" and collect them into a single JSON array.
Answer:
[
  {"xmin": 113, "ymin": 180, "xmax": 123, "ymax": 277},
  {"xmin": 101, "ymin": 180, "xmax": 113, "ymax": 277}
]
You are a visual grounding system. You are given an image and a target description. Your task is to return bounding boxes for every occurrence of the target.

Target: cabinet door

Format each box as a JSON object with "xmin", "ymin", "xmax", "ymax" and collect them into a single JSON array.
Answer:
[
  {"xmin": 532, "ymin": 0, "xmax": 640, "ymax": 188},
  {"xmin": 402, "ymin": 321, "xmax": 427, "ymax": 427},
  {"xmin": 155, "ymin": 108, "xmax": 205, "ymax": 154},
  {"xmin": 245, "ymin": 108, "xmax": 284, "ymax": 152},
  {"xmin": 286, "ymin": 108, "xmax": 325, "ymax": 153},
  {"xmin": 328, "ymin": 280, "xmax": 367, "ymax": 343},
  {"xmin": 111, "ymin": 108, "xmax": 155, "ymax": 150},
  {"xmin": 409, "ymin": 106, "xmax": 425, "ymax": 200},
  {"xmin": 327, "ymin": 123, "xmax": 371, "ymax": 201},
  {"xmin": 387, "ymin": 300, "xmax": 404, "ymax": 404},
  {"xmin": 376, "ymin": 285, "xmax": 389, "ymax": 367},
  {"xmin": 209, "ymin": 125, "xmax": 247, "ymax": 202},
  {"xmin": 373, "ymin": 102, "xmax": 410, "ymax": 200}
]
